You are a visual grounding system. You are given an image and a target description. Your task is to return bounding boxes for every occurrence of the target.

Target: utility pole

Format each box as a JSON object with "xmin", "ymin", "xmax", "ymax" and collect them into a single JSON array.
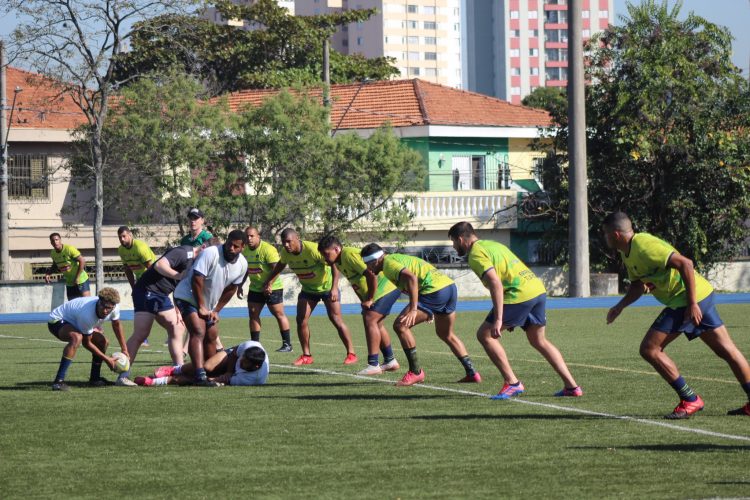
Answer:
[
  {"xmin": 322, "ymin": 38, "xmax": 331, "ymax": 110},
  {"xmin": 567, "ymin": 0, "xmax": 590, "ymax": 297},
  {"xmin": 1, "ymin": 42, "xmax": 9, "ymax": 281}
]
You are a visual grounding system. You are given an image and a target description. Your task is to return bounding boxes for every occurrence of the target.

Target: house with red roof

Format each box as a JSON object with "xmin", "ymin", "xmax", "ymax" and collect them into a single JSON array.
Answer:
[{"xmin": 3, "ymin": 68, "xmax": 551, "ymax": 280}]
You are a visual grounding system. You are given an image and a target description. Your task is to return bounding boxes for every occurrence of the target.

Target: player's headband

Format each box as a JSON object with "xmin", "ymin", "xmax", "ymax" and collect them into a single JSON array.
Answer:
[{"xmin": 362, "ymin": 250, "xmax": 384, "ymax": 263}]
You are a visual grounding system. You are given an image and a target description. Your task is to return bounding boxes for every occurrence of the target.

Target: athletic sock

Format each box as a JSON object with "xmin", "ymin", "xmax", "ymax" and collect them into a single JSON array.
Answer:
[
  {"xmin": 90, "ymin": 358, "xmax": 103, "ymax": 380},
  {"xmin": 381, "ymin": 344, "xmax": 395, "ymax": 363},
  {"xmin": 154, "ymin": 377, "xmax": 169, "ymax": 386},
  {"xmin": 741, "ymin": 381, "xmax": 750, "ymax": 402},
  {"xmin": 119, "ymin": 370, "xmax": 131, "ymax": 380},
  {"xmin": 54, "ymin": 356, "xmax": 73, "ymax": 382},
  {"xmin": 367, "ymin": 354, "xmax": 380, "ymax": 367},
  {"xmin": 459, "ymin": 355, "xmax": 477, "ymax": 376},
  {"xmin": 251, "ymin": 331, "xmax": 260, "ymax": 342},
  {"xmin": 670, "ymin": 376, "xmax": 698, "ymax": 402},
  {"xmin": 195, "ymin": 368, "xmax": 207, "ymax": 382},
  {"xmin": 405, "ymin": 347, "xmax": 421, "ymax": 374},
  {"xmin": 281, "ymin": 330, "xmax": 291, "ymax": 345},
  {"xmin": 173, "ymin": 365, "xmax": 183, "ymax": 375}
]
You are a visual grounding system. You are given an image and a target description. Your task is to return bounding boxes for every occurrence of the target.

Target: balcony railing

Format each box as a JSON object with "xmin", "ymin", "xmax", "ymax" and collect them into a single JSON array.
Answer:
[{"xmin": 395, "ymin": 190, "xmax": 518, "ymax": 229}]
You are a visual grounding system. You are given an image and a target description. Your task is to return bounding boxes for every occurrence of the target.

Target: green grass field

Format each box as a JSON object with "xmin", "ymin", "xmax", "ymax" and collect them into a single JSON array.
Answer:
[{"xmin": 1, "ymin": 304, "xmax": 749, "ymax": 499}]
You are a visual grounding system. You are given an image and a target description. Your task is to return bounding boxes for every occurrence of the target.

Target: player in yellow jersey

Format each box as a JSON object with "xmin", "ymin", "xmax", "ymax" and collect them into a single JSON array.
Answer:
[
  {"xmin": 361, "ymin": 243, "xmax": 480, "ymax": 387},
  {"xmin": 263, "ymin": 228, "xmax": 357, "ymax": 366},
  {"xmin": 117, "ymin": 226, "xmax": 156, "ymax": 289},
  {"xmin": 603, "ymin": 211, "xmax": 750, "ymax": 418},
  {"xmin": 449, "ymin": 222, "xmax": 581, "ymax": 400},
  {"xmin": 237, "ymin": 226, "xmax": 292, "ymax": 352},
  {"xmin": 44, "ymin": 233, "xmax": 90, "ymax": 300},
  {"xmin": 318, "ymin": 235, "xmax": 401, "ymax": 376}
]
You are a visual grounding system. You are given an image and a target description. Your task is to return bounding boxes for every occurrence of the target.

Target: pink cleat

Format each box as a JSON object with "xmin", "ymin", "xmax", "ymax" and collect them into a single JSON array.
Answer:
[
  {"xmin": 343, "ymin": 352, "xmax": 358, "ymax": 365},
  {"xmin": 154, "ymin": 366, "xmax": 176, "ymax": 378},
  {"xmin": 293, "ymin": 355, "xmax": 314, "ymax": 366},
  {"xmin": 457, "ymin": 372, "xmax": 482, "ymax": 383},
  {"xmin": 396, "ymin": 370, "xmax": 425, "ymax": 387},
  {"xmin": 554, "ymin": 386, "xmax": 584, "ymax": 397},
  {"xmin": 134, "ymin": 376, "xmax": 154, "ymax": 387}
]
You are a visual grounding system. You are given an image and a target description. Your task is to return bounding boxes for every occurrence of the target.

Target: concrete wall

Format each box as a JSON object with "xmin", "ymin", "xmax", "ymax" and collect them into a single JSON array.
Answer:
[{"xmin": 3, "ymin": 261, "xmax": 748, "ymax": 314}]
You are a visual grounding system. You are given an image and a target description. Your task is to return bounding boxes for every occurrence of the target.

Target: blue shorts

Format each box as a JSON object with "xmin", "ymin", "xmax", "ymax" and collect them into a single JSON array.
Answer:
[
  {"xmin": 66, "ymin": 280, "xmax": 90, "ymax": 300},
  {"xmin": 362, "ymin": 289, "xmax": 402, "ymax": 316},
  {"xmin": 299, "ymin": 289, "xmax": 334, "ymax": 305},
  {"xmin": 485, "ymin": 293, "xmax": 547, "ymax": 331},
  {"xmin": 412, "ymin": 284, "xmax": 458, "ymax": 319},
  {"xmin": 248, "ymin": 289, "xmax": 284, "ymax": 306},
  {"xmin": 651, "ymin": 292, "xmax": 723, "ymax": 340},
  {"xmin": 133, "ymin": 287, "xmax": 174, "ymax": 314},
  {"xmin": 48, "ymin": 319, "xmax": 70, "ymax": 339},
  {"xmin": 175, "ymin": 299, "xmax": 216, "ymax": 328}
]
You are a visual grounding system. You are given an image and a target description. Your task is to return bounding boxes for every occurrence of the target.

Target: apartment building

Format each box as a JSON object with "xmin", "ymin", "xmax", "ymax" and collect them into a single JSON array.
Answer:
[
  {"xmin": 202, "ymin": 0, "xmax": 295, "ymax": 27},
  {"xmin": 296, "ymin": 0, "xmax": 464, "ymax": 88},
  {"xmin": 466, "ymin": 0, "xmax": 614, "ymax": 104}
]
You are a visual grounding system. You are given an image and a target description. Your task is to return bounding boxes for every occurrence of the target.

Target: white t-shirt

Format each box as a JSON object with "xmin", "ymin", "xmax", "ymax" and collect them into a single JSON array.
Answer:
[
  {"xmin": 230, "ymin": 340, "xmax": 269, "ymax": 386},
  {"xmin": 49, "ymin": 297, "xmax": 120, "ymax": 335},
  {"xmin": 173, "ymin": 245, "xmax": 248, "ymax": 311}
]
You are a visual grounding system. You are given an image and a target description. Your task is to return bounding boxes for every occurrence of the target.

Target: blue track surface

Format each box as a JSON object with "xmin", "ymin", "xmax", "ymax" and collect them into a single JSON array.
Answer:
[{"xmin": 1, "ymin": 293, "xmax": 747, "ymax": 325}]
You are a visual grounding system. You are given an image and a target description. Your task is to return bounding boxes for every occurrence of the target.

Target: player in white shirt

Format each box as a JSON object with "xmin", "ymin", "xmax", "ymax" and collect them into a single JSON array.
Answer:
[
  {"xmin": 136, "ymin": 340, "xmax": 269, "ymax": 387},
  {"xmin": 173, "ymin": 229, "xmax": 248, "ymax": 386},
  {"xmin": 47, "ymin": 287, "xmax": 129, "ymax": 391}
]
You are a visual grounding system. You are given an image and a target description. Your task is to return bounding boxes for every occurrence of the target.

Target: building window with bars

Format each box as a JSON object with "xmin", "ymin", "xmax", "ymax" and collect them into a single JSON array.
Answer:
[{"xmin": 8, "ymin": 154, "xmax": 50, "ymax": 200}]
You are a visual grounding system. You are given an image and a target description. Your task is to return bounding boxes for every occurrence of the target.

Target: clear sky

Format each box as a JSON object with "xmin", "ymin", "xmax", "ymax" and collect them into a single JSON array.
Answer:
[
  {"xmin": 613, "ymin": 0, "xmax": 750, "ymax": 76},
  {"xmin": 1, "ymin": 1, "xmax": 748, "ymax": 76}
]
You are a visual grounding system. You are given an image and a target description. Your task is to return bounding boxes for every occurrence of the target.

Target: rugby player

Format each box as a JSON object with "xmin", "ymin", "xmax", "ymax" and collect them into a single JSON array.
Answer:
[{"xmin": 44, "ymin": 233, "xmax": 90, "ymax": 300}]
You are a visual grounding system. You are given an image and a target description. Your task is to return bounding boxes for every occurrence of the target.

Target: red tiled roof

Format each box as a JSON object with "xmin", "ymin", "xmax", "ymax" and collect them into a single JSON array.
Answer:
[
  {"xmin": 5, "ymin": 67, "xmax": 87, "ymax": 130},
  {"xmin": 225, "ymin": 79, "xmax": 551, "ymax": 130}
]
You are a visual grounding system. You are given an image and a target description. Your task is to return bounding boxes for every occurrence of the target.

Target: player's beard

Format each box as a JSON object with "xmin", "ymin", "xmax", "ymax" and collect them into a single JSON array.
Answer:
[{"xmin": 223, "ymin": 245, "xmax": 239, "ymax": 264}]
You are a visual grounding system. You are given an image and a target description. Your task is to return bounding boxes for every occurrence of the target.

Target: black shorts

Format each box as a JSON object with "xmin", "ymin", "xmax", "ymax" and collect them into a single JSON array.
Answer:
[{"xmin": 247, "ymin": 289, "xmax": 284, "ymax": 306}]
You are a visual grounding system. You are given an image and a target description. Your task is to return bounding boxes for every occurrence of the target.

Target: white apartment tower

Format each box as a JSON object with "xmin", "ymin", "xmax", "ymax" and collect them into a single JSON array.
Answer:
[{"xmin": 296, "ymin": 0, "xmax": 464, "ymax": 88}]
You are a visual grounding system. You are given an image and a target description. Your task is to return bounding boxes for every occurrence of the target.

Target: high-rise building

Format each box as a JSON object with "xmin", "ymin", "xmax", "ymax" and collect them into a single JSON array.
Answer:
[
  {"xmin": 296, "ymin": 0, "xmax": 464, "ymax": 89},
  {"xmin": 465, "ymin": 0, "xmax": 614, "ymax": 104}
]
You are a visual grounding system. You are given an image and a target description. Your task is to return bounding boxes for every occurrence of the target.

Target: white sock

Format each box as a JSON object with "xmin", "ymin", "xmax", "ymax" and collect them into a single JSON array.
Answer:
[{"xmin": 154, "ymin": 377, "xmax": 169, "ymax": 386}]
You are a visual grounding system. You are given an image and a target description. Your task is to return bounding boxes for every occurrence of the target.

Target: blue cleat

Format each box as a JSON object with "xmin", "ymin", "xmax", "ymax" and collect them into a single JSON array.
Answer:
[{"xmin": 490, "ymin": 381, "xmax": 525, "ymax": 400}]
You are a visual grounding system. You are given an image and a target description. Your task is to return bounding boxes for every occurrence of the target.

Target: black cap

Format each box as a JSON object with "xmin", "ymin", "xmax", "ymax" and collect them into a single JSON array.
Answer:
[{"xmin": 187, "ymin": 208, "xmax": 204, "ymax": 219}]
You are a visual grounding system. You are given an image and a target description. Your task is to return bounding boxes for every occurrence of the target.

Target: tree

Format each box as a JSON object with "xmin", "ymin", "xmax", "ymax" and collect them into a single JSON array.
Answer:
[
  {"xmin": 231, "ymin": 89, "xmax": 425, "ymax": 241},
  {"xmin": 68, "ymin": 70, "xmax": 234, "ymax": 241},
  {"xmin": 4, "ymin": 0, "xmax": 197, "ymax": 289},
  {"xmin": 539, "ymin": 0, "xmax": 750, "ymax": 271},
  {"xmin": 114, "ymin": 0, "xmax": 399, "ymax": 96}
]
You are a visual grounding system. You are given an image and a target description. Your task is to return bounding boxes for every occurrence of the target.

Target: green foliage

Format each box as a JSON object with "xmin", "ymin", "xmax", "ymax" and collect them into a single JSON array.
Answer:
[
  {"xmin": 114, "ymin": 0, "xmax": 399, "ymax": 95},
  {"xmin": 230, "ymin": 89, "xmax": 425, "ymax": 241},
  {"xmin": 538, "ymin": 0, "xmax": 750, "ymax": 271},
  {"xmin": 69, "ymin": 71, "xmax": 235, "ymax": 240}
]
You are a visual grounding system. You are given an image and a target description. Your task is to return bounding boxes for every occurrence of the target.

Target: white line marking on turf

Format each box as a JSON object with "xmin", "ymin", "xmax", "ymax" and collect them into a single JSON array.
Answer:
[
  {"xmin": 275, "ymin": 364, "xmax": 750, "ymax": 444},
  {"xmin": 5, "ymin": 333, "xmax": 749, "ymax": 443}
]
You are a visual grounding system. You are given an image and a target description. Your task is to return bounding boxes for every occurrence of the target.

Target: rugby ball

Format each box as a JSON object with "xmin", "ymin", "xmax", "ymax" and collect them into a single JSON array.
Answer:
[{"xmin": 112, "ymin": 352, "xmax": 130, "ymax": 373}]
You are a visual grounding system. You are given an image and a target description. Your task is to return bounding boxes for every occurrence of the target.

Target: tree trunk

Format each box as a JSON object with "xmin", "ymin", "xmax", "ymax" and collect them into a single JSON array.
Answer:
[{"xmin": 93, "ymin": 135, "xmax": 104, "ymax": 291}]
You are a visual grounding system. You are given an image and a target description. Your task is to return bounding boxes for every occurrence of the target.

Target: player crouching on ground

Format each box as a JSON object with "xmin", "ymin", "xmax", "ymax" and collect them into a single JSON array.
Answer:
[
  {"xmin": 136, "ymin": 341, "xmax": 269, "ymax": 387},
  {"xmin": 603, "ymin": 211, "xmax": 750, "ymax": 418},
  {"xmin": 47, "ymin": 287, "xmax": 128, "ymax": 391}
]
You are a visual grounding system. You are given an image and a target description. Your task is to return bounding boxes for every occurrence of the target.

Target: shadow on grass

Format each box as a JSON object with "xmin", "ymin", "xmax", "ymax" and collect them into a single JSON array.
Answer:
[
  {"xmin": 570, "ymin": 444, "xmax": 750, "ymax": 452},
  {"xmin": 706, "ymin": 480, "xmax": 750, "ymax": 485},
  {"xmin": 286, "ymin": 394, "xmax": 449, "ymax": 401},
  {"xmin": 409, "ymin": 413, "xmax": 604, "ymax": 421},
  {"xmin": 0, "ymin": 380, "xmax": 112, "ymax": 391}
]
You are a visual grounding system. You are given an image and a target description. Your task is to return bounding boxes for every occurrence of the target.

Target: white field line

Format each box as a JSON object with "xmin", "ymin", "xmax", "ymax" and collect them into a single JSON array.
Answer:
[
  {"xmin": 4, "ymin": 333, "xmax": 750, "ymax": 443},
  {"xmin": 277, "ymin": 363, "xmax": 750, "ymax": 444}
]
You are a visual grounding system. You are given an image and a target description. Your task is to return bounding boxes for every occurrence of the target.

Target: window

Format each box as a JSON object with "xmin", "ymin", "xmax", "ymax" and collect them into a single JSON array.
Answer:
[
  {"xmin": 424, "ymin": 52, "xmax": 437, "ymax": 60},
  {"xmin": 511, "ymin": 67, "xmax": 521, "ymax": 76},
  {"xmin": 424, "ymin": 21, "xmax": 436, "ymax": 30},
  {"xmin": 582, "ymin": 29, "xmax": 590, "ymax": 38},
  {"xmin": 408, "ymin": 20, "xmax": 417, "ymax": 29},
  {"xmin": 409, "ymin": 67, "xmax": 420, "ymax": 76},
  {"xmin": 425, "ymin": 68, "xmax": 438, "ymax": 76},
  {"xmin": 407, "ymin": 4, "xmax": 417, "ymax": 13},
  {"xmin": 423, "ymin": 6, "xmax": 436, "ymax": 15},
  {"xmin": 472, "ymin": 156, "xmax": 486, "ymax": 190},
  {"xmin": 530, "ymin": 67, "xmax": 539, "ymax": 76},
  {"xmin": 454, "ymin": 23, "xmax": 460, "ymax": 31},
  {"xmin": 511, "ymin": 87, "xmax": 521, "ymax": 95},
  {"xmin": 408, "ymin": 51, "xmax": 419, "ymax": 61},
  {"xmin": 510, "ymin": 11, "xmax": 519, "ymax": 19},
  {"xmin": 582, "ymin": 10, "xmax": 590, "ymax": 18},
  {"xmin": 545, "ymin": 48, "xmax": 567, "ymax": 61},
  {"xmin": 529, "ymin": 48, "xmax": 539, "ymax": 56},
  {"xmin": 357, "ymin": 37, "xmax": 363, "ymax": 45},
  {"xmin": 454, "ymin": 7, "xmax": 460, "ymax": 16},
  {"xmin": 407, "ymin": 36, "xmax": 419, "ymax": 44},
  {"xmin": 528, "ymin": 10, "xmax": 538, "ymax": 19},
  {"xmin": 509, "ymin": 48, "xmax": 520, "ymax": 57},
  {"xmin": 8, "ymin": 154, "xmax": 49, "ymax": 200},
  {"xmin": 510, "ymin": 29, "xmax": 520, "ymax": 38},
  {"xmin": 530, "ymin": 29, "xmax": 539, "ymax": 38},
  {"xmin": 599, "ymin": 10, "xmax": 609, "ymax": 18},
  {"xmin": 342, "ymin": 38, "xmax": 349, "ymax": 46},
  {"xmin": 424, "ymin": 36, "xmax": 436, "ymax": 44}
]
